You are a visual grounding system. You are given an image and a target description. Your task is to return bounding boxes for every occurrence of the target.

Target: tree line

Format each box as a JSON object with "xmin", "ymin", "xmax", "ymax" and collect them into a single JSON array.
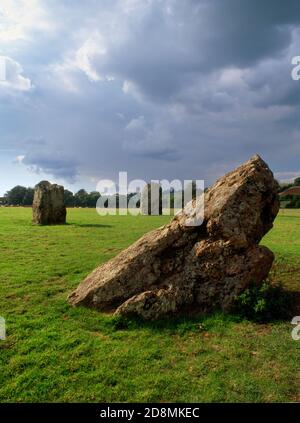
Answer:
[
  {"xmin": 4, "ymin": 179, "xmax": 299, "ymax": 208},
  {"xmin": 1, "ymin": 183, "xmax": 200, "ymax": 208},
  {"xmin": 1, "ymin": 186, "xmax": 102, "ymax": 207},
  {"xmin": 1, "ymin": 186, "xmax": 141, "ymax": 208}
]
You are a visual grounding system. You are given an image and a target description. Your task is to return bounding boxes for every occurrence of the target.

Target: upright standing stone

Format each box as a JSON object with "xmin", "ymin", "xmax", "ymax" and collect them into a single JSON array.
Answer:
[
  {"xmin": 32, "ymin": 181, "xmax": 66, "ymax": 225},
  {"xmin": 141, "ymin": 182, "xmax": 163, "ymax": 215}
]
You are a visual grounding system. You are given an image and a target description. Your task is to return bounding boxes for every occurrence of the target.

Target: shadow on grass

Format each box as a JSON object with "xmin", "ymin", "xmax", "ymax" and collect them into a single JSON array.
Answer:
[
  {"xmin": 101, "ymin": 311, "xmax": 244, "ymax": 334},
  {"xmin": 103, "ymin": 310, "xmax": 295, "ymax": 335},
  {"xmin": 291, "ymin": 291, "xmax": 300, "ymax": 315},
  {"xmin": 69, "ymin": 282, "xmax": 294, "ymax": 334},
  {"xmin": 32, "ymin": 222, "xmax": 112, "ymax": 228},
  {"xmin": 71, "ymin": 304, "xmax": 293, "ymax": 337},
  {"xmin": 68, "ymin": 223, "xmax": 112, "ymax": 228}
]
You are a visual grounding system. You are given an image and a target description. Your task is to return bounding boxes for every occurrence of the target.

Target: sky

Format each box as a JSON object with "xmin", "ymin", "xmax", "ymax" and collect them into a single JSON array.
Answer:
[{"xmin": 1, "ymin": 0, "xmax": 300, "ymax": 196}]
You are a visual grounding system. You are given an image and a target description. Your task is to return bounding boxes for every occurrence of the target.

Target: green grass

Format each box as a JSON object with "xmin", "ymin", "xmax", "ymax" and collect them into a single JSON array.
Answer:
[{"xmin": 0, "ymin": 207, "xmax": 300, "ymax": 402}]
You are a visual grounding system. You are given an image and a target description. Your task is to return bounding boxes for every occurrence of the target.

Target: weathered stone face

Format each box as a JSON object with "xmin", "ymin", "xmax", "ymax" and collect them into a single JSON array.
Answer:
[
  {"xmin": 68, "ymin": 155, "xmax": 279, "ymax": 320},
  {"xmin": 141, "ymin": 182, "xmax": 163, "ymax": 215},
  {"xmin": 32, "ymin": 181, "xmax": 66, "ymax": 225}
]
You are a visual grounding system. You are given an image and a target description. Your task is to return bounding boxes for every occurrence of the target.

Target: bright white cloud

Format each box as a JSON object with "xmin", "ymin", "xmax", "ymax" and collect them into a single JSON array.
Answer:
[
  {"xmin": 15, "ymin": 155, "xmax": 25, "ymax": 164},
  {"xmin": 0, "ymin": 0, "xmax": 53, "ymax": 43},
  {"xmin": 50, "ymin": 32, "xmax": 115, "ymax": 91},
  {"xmin": 75, "ymin": 33, "xmax": 107, "ymax": 82},
  {"xmin": 0, "ymin": 56, "xmax": 32, "ymax": 91}
]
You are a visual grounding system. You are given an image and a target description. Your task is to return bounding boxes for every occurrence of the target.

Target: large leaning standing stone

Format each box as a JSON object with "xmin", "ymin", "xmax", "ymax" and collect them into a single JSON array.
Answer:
[
  {"xmin": 141, "ymin": 182, "xmax": 163, "ymax": 215},
  {"xmin": 32, "ymin": 181, "xmax": 66, "ymax": 225},
  {"xmin": 68, "ymin": 155, "xmax": 279, "ymax": 319}
]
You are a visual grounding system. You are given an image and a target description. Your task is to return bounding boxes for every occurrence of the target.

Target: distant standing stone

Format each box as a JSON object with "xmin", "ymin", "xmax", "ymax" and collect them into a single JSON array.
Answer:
[
  {"xmin": 32, "ymin": 181, "xmax": 66, "ymax": 225},
  {"xmin": 141, "ymin": 182, "xmax": 162, "ymax": 215}
]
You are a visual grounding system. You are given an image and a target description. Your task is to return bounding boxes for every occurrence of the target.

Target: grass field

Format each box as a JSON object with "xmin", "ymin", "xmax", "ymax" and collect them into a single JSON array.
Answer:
[{"xmin": 0, "ymin": 207, "xmax": 300, "ymax": 403}]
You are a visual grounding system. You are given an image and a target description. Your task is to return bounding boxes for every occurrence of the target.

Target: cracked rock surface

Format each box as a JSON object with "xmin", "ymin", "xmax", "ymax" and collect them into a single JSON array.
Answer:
[{"xmin": 68, "ymin": 155, "xmax": 279, "ymax": 320}]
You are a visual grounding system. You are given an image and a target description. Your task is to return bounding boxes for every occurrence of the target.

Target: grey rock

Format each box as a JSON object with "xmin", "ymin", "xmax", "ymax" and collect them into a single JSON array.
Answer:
[
  {"xmin": 68, "ymin": 155, "xmax": 279, "ymax": 319},
  {"xmin": 32, "ymin": 181, "xmax": 66, "ymax": 225}
]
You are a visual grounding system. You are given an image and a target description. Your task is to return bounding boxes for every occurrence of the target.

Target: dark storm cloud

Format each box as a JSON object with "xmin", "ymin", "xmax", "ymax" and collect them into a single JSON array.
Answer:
[
  {"xmin": 20, "ymin": 139, "xmax": 80, "ymax": 182},
  {"xmin": 88, "ymin": 0, "xmax": 300, "ymax": 102},
  {"xmin": 1, "ymin": 0, "xmax": 300, "ymax": 194},
  {"xmin": 22, "ymin": 155, "xmax": 79, "ymax": 182}
]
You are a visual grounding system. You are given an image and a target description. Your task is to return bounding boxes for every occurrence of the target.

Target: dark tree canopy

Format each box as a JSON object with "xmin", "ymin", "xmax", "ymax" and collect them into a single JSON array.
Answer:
[
  {"xmin": 64, "ymin": 190, "xmax": 75, "ymax": 207},
  {"xmin": 294, "ymin": 177, "xmax": 300, "ymax": 186},
  {"xmin": 22, "ymin": 188, "xmax": 34, "ymax": 206},
  {"xmin": 5, "ymin": 186, "xmax": 28, "ymax": 206}
]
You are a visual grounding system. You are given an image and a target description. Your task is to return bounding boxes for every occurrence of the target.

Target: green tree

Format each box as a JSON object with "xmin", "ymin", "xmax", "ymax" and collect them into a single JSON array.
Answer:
[
  {"xmin": 5, "ymin": 186, "xmax": 27, "ymax": 205},
  {"xmin": 22, "ymin": 188, "xmax": 34, "ymax": 206},
  {"xmin": 74, "ymin": 189, "xmax": 89, "ymax": 207},
  {"xmin": 64, "ymin": 190, "xmax": 75, "ymax": 207},
  {"xmin": 294, "ymin": 177, "xmax": 300, "ymax": 186},
  {"xmin": 87, "ymin": 191, "xmax": 100, "ymax": 208}
]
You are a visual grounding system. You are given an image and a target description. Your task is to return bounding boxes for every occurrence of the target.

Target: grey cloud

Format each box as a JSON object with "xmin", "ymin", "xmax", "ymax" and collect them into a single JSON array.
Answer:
[
  {"xmin": 85, "ymin": 0, "xmax": 300, "ymax": 102},
  {"xmin": 2, "ymin": 0, "xmax": 300, "ymax": 195},
  {"xmin": 123, "ymin": 115, "xmax": 180, "ymax": 160},
  {"xmin": 21, "ymin": 142, "xmax": 80, "ymax": 182}
]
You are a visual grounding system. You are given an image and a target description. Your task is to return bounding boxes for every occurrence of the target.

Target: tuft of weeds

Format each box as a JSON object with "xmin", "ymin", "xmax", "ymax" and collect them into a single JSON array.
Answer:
[{"xmin": 234, "ymin": 280, "xmax": 292, "ymax": 322}]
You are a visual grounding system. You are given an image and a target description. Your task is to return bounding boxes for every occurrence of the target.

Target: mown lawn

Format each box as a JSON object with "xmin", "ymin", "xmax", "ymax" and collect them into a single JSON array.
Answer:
[{"xmin": 0, "ymin": 207, "xmax": 300, "ymax": 402}]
